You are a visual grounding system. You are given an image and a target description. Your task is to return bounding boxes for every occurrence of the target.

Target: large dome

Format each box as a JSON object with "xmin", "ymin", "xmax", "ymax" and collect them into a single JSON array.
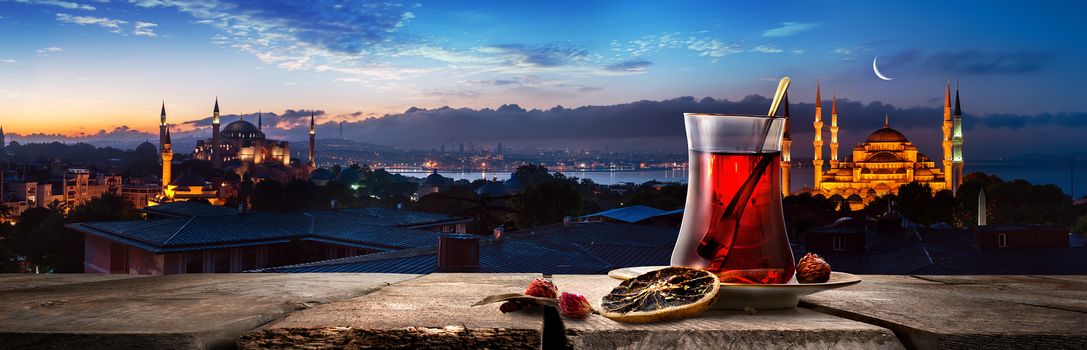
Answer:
[
  {"xmin": 865, "ymin": 127, "xmax": 908, "ymax": 143},
  {"xmin": 222, "ymin": 120, "xmax": 265, "ymax": 140}
]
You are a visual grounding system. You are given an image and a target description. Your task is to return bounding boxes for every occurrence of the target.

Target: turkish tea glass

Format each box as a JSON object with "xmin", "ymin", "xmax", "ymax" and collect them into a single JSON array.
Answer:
[{"xmin": 670, "ymin": 113, "xmax": 795, "ymax": 284}]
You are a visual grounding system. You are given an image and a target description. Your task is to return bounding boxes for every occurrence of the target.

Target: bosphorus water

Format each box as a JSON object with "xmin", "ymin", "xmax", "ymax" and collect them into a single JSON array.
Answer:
[{"xmin": 393, "ymin": 158, "xmax": 1085, "ymax": 199}]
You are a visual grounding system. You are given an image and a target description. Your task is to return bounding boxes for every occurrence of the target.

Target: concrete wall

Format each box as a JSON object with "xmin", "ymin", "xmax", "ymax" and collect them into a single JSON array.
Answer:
[{"xmin": 83, "ymin": 235, "xmax": 111, "ymax": 274}]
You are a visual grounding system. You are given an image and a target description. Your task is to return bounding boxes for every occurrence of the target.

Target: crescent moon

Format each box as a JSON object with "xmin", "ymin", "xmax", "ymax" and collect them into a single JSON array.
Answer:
[{"xmin": 872, "ymin": 56, "xmax": 893, "ymax": 81}]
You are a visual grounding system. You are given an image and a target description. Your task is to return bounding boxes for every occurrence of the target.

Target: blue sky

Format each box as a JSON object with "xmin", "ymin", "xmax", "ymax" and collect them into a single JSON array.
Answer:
[{"xmin": 0, "ymin": 0, "xmax": 1085, "ymax": 156}]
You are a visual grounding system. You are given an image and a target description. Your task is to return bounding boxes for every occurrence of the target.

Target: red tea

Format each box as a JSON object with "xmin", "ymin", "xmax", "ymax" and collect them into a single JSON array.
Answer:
[{"xmin": 675, "ymin": 150, "xmax": 794, "ymax": 284}]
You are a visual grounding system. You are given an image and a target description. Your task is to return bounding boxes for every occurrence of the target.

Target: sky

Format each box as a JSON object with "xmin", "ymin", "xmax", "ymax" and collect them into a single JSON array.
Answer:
[{"xmin": 0, "ymin": 0, "xmax": 1085, "ymax": 157}]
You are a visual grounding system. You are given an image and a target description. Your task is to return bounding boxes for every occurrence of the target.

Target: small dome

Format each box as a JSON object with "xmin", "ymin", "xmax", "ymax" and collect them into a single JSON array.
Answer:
[
  {"xmin": 865, "ymin": 152, "xmax": 902, "ymax": 163},
  {"xmin": 504, "ymin": 175, "xmax": 525, "ymax": 193},
  {"xmin": 915, "ymin": 168, "xmax": 934, "ymax": 176},
  {"xmin": 423, "ymin": 170, "xmax": 446, "ymax": 185},
  {"xmin": 338, "ymin": 167, "xmax": 361, "ymax": 184},
  {"xmin": 136, "ymin": 141, "xmax": 157, "ymax": 154},
  {"xmin": 309, "ymin": 168, "xmax": 334, "ymax": 181},
  {"xmin": 476, "ymin": 179, "xmax": 507, "ymax": 197},
  {"xmin": 170, "ymin": 172, "xmax": 206, "ymax": 187},
  {"xmin": 865, "ymin": 127, "xmax": 909, "ymax": 143}
]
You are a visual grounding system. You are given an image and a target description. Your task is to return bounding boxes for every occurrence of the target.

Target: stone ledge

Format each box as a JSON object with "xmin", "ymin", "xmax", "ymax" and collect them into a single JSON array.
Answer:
[
  {"xmin": 800, "ymin": 275, "xmax": 1087, "ymax": 349},
  {"xmin": 0, "ymin": 274, "xmax": 1084, "ymax": 349},
  {"xmin": 0, "ymin": 273, "xmax": 418, "ymax": 349}
]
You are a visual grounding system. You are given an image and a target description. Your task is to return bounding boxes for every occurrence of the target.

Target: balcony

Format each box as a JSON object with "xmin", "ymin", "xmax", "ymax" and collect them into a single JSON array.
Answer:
[{"xmin": 0, "ymin": 273, "xmax": 1083, "ymax": 349}]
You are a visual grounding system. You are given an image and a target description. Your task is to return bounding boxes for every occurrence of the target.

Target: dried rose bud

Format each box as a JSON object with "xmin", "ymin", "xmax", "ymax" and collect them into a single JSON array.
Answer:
[
  {"xmin": 525, "ymin": 278, "xmax": 558, "ymax": 299},
  {"xmin": 559, "ymin": 292, "xmax": 592, "ymax": 319},
  {"xmin": 499, "ymin": 301, "xmax": 525, "ymax": 313},
  {"xmin": 796, "ymin": 252, "xmax": 832, "ymax": 283}
]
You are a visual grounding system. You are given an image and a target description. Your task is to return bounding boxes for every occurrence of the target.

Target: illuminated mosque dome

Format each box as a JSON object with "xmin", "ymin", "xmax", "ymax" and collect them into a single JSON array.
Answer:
[
  {"xmin": 222, "ymin": 120, "xmax": 265, "ymax": 140},
  {"xmin": 865, "ymin": 127, "xmax": 909, "ymax": 143}
]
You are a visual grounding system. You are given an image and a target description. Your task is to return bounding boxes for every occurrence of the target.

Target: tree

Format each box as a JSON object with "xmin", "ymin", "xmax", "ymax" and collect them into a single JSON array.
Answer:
[
  {"xmin": 513, "ymin": 164, "xmax": 553, "ymax": 188},
  {"xmin": 251, "ymin": 180, "xmax": 285, "ymax": 212},
  {"xmin": 621, "ymin": 183, "xmax": 687, "ymax": 210},
  {"xmin": 896, "ymin": 182, "xmax": 933, "ymax": 224},
  {"xmin": 511, "ymin": 180, "xmax": 583, "ymax": 228}
]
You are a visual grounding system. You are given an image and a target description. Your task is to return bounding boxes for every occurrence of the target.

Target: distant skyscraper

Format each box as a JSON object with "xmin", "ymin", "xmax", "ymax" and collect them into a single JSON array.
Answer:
[
  {"xmin": 459, "ymin": 142, "xmax": 465, "ymax": 153},
  {"xmin": 440, "ymin": 144, "xmax": 446, "ymax": 153},
  {"xmin": 497, "ymin": 142, "xmax": 503, "ymax": 154}
]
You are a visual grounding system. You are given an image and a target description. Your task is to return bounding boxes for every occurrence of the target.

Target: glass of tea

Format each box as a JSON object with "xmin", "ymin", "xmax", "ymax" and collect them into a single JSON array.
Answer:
[{"xmin": 671, "ymin": 113, "xmax": 795, "ymax": 284}]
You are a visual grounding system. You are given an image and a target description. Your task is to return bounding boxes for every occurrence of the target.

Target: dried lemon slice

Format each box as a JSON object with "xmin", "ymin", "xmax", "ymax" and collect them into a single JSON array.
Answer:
[{"xmin": 600, "ymin": 266, "xmax": 720, "ymax": 323}]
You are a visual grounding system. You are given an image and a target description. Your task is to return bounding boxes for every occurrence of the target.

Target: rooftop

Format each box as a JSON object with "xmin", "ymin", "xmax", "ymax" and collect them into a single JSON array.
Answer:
[
  {"xmin": 261, "ymin": 222, "xmax": 678, "ymax": 274},
  {"xmin": 69, "ymin": 204, "xmax": 472, "ymax": 253}
]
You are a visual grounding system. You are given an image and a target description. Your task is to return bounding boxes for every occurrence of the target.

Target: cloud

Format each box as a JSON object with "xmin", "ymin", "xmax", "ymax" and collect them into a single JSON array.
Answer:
[
  {"xmin": 1, "ymin": 59, "xmax": 16, "ymax": 64},
  {"xmin": 36, "ymin": 46, "xmax": 64, "ymax": 55},
  {"xmin": 752, "ymin": 45, "xmax": 783, "ymax": 54},
  {"xmin": 763, "ymin": 22, "xmax": 818, "ymax": 37},
  {"xmin": 12, "ymin": 0, "xmax": 95, "ymax": 10},
  {"xmin": 923, "ymin": 50, "xmax": 1049, "ymax": 74},
  {"xmin": 56, "ymin": 13, "xmax": 126, "ymax": 33},
  {"xmin": 480, "ymin": 44, "xmax": 589, "ymax": 68},
  {"xmin": 133, "ymin": 21, "xmax": 158, "ymax": 37},
  {"xmin": 602, "ymin": 59, "xmax": 652, "ymax": 74},
  {"xmin": 687, "ymin": 38, "xmax": 740, "ymax": 58}
]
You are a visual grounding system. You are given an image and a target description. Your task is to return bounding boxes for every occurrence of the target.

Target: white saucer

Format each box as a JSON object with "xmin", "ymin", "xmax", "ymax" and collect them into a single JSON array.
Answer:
[{"xmin": 607, "ymin": 266, "xmax": 861, "ymax": 310}]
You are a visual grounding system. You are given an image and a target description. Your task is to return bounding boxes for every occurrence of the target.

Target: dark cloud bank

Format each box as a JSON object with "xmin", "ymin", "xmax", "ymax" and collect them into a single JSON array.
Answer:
[{"xmin": 7, "ymin": 97, "xmax": 1085, "ymax": 158}]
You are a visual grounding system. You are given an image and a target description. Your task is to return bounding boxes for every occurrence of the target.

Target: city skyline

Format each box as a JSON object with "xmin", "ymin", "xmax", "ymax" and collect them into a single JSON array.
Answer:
[{"xmin": 1, "ymin": 1, "xmax": 1086, "ymax": 157}]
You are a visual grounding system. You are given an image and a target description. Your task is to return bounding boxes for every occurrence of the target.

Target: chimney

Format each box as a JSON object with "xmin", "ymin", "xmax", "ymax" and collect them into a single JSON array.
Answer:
[
  {"xmin": 563, "ymin": 216, "xmax": 573, "ymax": 228},
  {"xmin": 436, "ymin": 234, "xmax": 480, "ymax": 272},
  {"xmin": 493, "ymin": 226, "xmax": 504, "ymax": 240}
]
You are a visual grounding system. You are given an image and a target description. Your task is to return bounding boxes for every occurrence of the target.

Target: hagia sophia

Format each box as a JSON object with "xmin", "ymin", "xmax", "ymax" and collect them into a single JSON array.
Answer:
[
  {"xmin": 782, "ymin": 82, "xmax": 965, "ymax": 210},
  {"xmin": 156, "ymin": 98, "xmax": 316, "ymax": 204}
]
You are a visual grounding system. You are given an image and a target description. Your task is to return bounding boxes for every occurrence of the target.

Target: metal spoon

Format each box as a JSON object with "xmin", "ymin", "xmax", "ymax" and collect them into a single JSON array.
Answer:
[{"xmin": 767, "ymin": 77, "xmax": 791, "ymax": 117}]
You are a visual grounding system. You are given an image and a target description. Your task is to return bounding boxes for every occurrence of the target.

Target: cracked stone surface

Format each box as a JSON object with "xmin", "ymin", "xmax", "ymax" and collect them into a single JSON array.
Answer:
[
  {"xmin": 0, "ymin": 273, "xmax": 418, "ymax": 349},
  {"xmin": 801, "ymin": 275, "xmax": 1087, "ymax": 349}
]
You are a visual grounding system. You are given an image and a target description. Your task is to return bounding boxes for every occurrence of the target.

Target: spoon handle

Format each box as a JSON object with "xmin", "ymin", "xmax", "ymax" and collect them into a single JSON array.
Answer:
[{"xmin": 767, "ymin": 77, "xmax": 791, "ymax": 117}]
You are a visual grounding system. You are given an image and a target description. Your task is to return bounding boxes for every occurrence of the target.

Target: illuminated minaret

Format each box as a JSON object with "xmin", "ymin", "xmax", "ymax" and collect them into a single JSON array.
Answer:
[
  {"xmin": 308, "ymin": 111, "xmax": 316, "ymax": 168},
  {"xmin": 829, "ymin": 93, "xmax": 840, "ymax": 169},
  {"xmin": 780, "ymin": 92, "xmax": 792, "ymax": 196},
  {"xmin": 952, "ymin": 84, "xmax": 965, "ymax": 195},
  {"xmin": 159, "ymin": 101, "xmax": 167, "ymax": 164},
  {"xmin": 812, "ymin": 81, "xmax": 824, "ymax": 189},
  {"xmin": 161, "ymin": 128, "xmax": 173, "ymax": 194},
  {"xmin": 212, "ymin": 97, "xmax": 222, "ymax": 168},
  {"xmin": 942, "ymin": 81, "xmax": 953, "ymax": 191}
]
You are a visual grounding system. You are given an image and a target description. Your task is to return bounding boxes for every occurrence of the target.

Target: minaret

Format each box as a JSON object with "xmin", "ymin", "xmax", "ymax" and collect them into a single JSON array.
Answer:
[
  {"xmin": 308, "ymin": 111, "xmax": 316, "ymax": 168},
  {"xmin": 258, "ymin": 110, "xmax": 262, "ymax": 131},
  {"xmin": 159, "ymin": 101, "xmax": 167, "ymax": 164},
  {"xmin": 942, "ymin": 81, "xmax": 954, "ymax": 191},
  {"xmin": 1, "ymin": 125, "xmax": 5, "ymax": 150},
  {"xmin": 161, "ymin": 128, "xmax": 173, "ymax": 195},
  {"xmin": 829, "ymin": 93, "xmax": 840, "ymax": 169},
  {"xmin": 977, "ymin": 188, "xmax": 987, "ymax": 226},
  {"xmin": 780, "ymin": 92, "xmax": 792, "ymax": 196},
  {"xmin": 212, "ymin": 97, "xmax": 222, "ymax": 168},
  {"xmin": 952, "ymin": 84, "xmax": 965, "ymax": 195},
  {"xmin": 812, "ymin": 81, "xmax": 824, "ymax": 190}
]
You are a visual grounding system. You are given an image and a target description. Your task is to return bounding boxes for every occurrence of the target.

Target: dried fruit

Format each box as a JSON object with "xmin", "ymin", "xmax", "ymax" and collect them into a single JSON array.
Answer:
[
  {"xmin": 796, "ymin": 252, "xmax": 832, "ymax": 283},
  {"xmin": 600, "ymin": 266, "xmax": 720, "ymax": 323},
  {"xmin": 559, "ymin": 292, "xmax": 592, "ymax": 319},
  {"xmin": 499, "ymin": 301, "xmax": 526, "ymax": 313},
  {"xmin": 524, "ymin": 278, "xmax": 558, "ymax": 299}
]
